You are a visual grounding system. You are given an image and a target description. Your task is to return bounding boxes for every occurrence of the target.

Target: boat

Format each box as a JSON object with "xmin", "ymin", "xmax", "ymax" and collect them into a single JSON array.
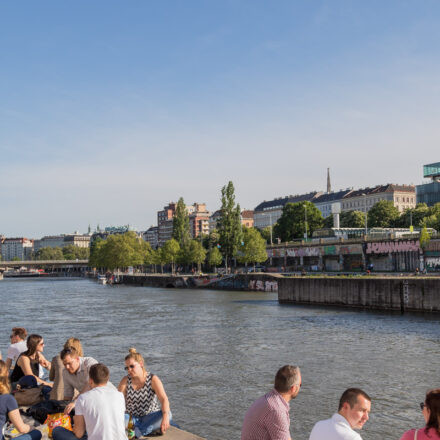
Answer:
[{"xmin": 97, "ymin": 274, "xmax": 107, "ymax": 285}]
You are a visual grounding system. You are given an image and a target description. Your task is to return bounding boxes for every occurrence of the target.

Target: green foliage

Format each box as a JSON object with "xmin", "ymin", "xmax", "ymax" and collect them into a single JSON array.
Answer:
[
  {"xmin": 207, "ymin": 246, "xmax": 223, "ymax": 268},
  {"xmin": 217, "ymin": 181, "xmax": 243, "ymax": 267},
  {"xmin": 420, "ymin": 225, "xmax": 431, "ymax": 249},
  {"xmin": 340, "ymin": 210, "xmax": 366, "ymax": 228},
  {"xmin": 36, "ymin": 247, "xmax": 64, "ymax": 260},
  {"xmin": 62, "ymin": 245, "xmax": 89, "ymax": 260},
  {"xmin": 396, "ymin": 203, "xmax": 430, "ymax": 228},
  {"xmin": 259, "ymin": 226, "xmax": 273, "ymax": 244},
  {"xmin": 172, "ymin": 197, "xmax": 191, "ymax": 246},
  {"xmin": 237, "ymin": 227, "xmax": 267, "ymax": 266},
  {"xmin": 273, "ymin": 201, "xmax": 323, "ymax": 242},
  {"xmin": 323, "ymin": 215, "xmax": 333, "ymax": 228},
  {"xmin": 11, "ymin": 256, "xmax": 21, "ymax": 261},
  {"xmin": 162, "ymin": 239, "xmax": 180, "ymax": 273},
  {"xmin": 187, "ymin": 240, "xmax": 206, "ymax": 272},
  {"xmin": 367, "ymin": 200, "xmax": 400, "ymax": 228},
  {"xmin": 202, "ymin": 230, "xmax": 220, "ymax": 250},
  {"xmin": 89, "ymin": 232, "xmax": 151, "ymax": 270}
]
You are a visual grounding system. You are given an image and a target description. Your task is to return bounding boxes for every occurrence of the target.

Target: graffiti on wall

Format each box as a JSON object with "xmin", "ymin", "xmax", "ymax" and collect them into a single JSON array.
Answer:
[
  {"xmin": 426, "ymin": 257, "xmax": 440, "ymax": 270},
  {"xmin": 339, "ymin": 245, "xmax": 363, "ymax": 255},
  {"xmin": 424, "ymin": 240, "xmax": 440, "ymax": 252},
  {"xmin": 267, "ymin": 248, "xmax": 286, "ymax": 258},
  {"xmin": 366, "ymin": 240, "xmax": 420, "ymax": 254},
  {"xmin": 249, "ymin": 280, "xmax": 278, "ymax": 292},
  {"xmin": 286, "ymin": 247, "xmax": 320, "ymax": 257}
]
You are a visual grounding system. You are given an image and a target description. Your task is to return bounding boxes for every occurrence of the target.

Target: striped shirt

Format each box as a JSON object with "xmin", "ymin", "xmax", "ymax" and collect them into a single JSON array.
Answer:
[{"xmin": 241, "ymin": 389, "xmax": 291, "ymax": 440}]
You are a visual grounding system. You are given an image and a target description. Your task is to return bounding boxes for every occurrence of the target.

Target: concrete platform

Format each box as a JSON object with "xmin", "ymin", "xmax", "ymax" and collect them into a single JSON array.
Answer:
[{"xmin": 142, "ymin": 426, "xmax": 205, "ymax": 439}]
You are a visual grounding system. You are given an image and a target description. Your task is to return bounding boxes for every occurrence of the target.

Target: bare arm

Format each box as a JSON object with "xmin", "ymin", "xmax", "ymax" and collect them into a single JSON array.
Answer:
[
  {"xmin": 17, "ymin": 356, "xmax": 50, "ymax": 386},
  {"xmin": 5, "ymin": 358, "xmax": 12, "ymax": 370},
  {"xmin": 73, "ymin": 415, "xmax": 86, "ymax": 439},
  {"xmin": 39, "ymin": 353, "xmax": 51, "ymax": 370},
  {"xmin": 8, "ymin": 409, "xmax": 31, "ymax": 434},
  {"xmin": 117, "ymin": 376, "xmax": 128, "ymax": 397},
  {"xmin": 151, "ymin": 375, "xmax": 170, "ymax": 433},
  {"xmin": 64, "ymin": 380, "xmax": 91, "ymax": 414}
]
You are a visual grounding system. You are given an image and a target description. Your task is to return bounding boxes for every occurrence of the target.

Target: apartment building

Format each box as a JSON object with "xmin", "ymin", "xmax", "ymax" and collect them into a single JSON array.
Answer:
[{"xmin": 1, "ymin": 238, "xmax": 33, "ymax": 261}]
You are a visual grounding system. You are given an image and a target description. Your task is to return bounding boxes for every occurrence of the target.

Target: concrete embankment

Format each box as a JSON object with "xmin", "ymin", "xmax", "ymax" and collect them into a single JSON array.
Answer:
[{"xmin": 278, "ymin": 276, "xmax": 440, "ymax": 313}]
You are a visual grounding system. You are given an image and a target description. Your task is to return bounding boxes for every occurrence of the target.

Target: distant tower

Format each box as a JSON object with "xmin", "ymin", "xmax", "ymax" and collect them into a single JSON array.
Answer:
[{"xmin": 327, "ymin": 168, "xmax": 331, "ymax": 193}]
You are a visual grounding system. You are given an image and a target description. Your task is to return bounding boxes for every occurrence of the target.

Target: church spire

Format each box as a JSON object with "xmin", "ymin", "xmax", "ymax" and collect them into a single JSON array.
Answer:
[{"xmin": 327, "ymin": 168, "xmax": 331, "ymax": 193}]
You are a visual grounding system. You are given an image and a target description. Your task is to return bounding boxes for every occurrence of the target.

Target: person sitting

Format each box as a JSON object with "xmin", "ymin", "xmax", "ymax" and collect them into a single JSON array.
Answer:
[
  {"xmin": 400, "ymin": 389, "xmax": 440, "ymax": 440},
  {"xmin": 5, "ymin": 327, "xmax": 27, "ymax": 371},
  {"xmin": 52, "ymin": 363, "xmax": 126, "ymax": 440},
  {"xmin": 10, "ymin": 334, "xmax": 52, "ymax": 387},
  {"xmin": 118, "ymin": 348, "xmax": 172, "ymax": 436},
  {"xmin": 0, "ymin": 360, "xmax": 42, "ymax": 440},
  {"xmin": 49, "ymin": 338, "xmax": 83, "ymax": 401},
  {"xmin": 60, "ymin": 347, "xmax": 97, "ymax": 414}
]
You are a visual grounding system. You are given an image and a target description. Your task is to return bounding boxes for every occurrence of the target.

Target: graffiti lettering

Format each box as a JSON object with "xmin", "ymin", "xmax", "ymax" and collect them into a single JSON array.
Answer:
[
  {"xmin": 248, "ymin": 280, "xmax": 279, "ymax": 292},
  {"xmin": 366, "ymin": 240, "xmax": 420, "ymax": 254}
]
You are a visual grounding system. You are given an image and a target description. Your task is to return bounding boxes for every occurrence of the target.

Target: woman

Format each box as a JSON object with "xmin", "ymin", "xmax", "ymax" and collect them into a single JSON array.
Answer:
[
  {"xmin": 10, "ymin": 335, "xmax": 52, "ymax": 387},
  {"xmin": 49, "ymin": 338, "xmax": 83, "ymax": 400},
  {"xmin": 118, "ymin": 348, "xmax": 172, "ymax": 436},
  {"xmin": 0, "ymin": 360, "xmax": 42, "ymax": 440},
  {"xmin": 400, "ymin": 389, "xmax": 440, "ymax": 440}
]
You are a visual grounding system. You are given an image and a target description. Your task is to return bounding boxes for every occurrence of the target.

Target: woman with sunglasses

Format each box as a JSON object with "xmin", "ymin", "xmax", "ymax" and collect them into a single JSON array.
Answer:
[
  {"xmin": 10, "ymin": 334, "xmax": 52, "ymax": 387},
  {"xmin": 118, "ymin": 348, "xmax": 172, "ymax": 436},
  {"xmin": 400, "ymin": 389, "xmax": 440, "ymax": 440},
  {"xmin": 0, "ymin": 360, "xmax": 42, "ymax": 440}
]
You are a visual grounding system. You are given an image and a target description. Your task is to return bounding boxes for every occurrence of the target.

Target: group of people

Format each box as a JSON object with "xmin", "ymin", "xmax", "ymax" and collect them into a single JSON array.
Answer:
[
  {"xmin": 241, "ymin": 365, "xmax": 440, "ymax": 440},
  {"xmin": 0, "ymin": 327, "xmax": 172, "ymax": 440}
]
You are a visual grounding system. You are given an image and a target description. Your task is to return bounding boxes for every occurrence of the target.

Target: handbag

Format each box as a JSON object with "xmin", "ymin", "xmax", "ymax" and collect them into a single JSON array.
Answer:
[{"xmin": 13, "ymin": 385, "xmax": 44, "ymax": 406}]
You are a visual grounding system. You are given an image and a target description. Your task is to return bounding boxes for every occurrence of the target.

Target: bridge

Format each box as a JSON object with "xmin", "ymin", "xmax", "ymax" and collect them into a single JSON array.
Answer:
[{"xmin": 0, "ymin": 260, "xmax": 89, "ymax": 273}]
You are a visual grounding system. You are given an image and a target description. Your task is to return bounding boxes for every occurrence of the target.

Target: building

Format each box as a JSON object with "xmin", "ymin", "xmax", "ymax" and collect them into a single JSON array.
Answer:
[
  {"xmin": 157, "ymin": 202, "xmax": 177, "ymax": 246},
  {"xmin": 209, "ymin": 210, "xmax": 222, "ymax": 232},
  {"xmin": 313, "ymin": 189, "xmax": 353, "ymax": 218},
  {"xmin": 1, "ymin": 238, "xmax": 33, "ymax": 261},
  {"xmin": 91, "ymin": 226, "xmax": 136, "ymax": 244},
  {"xmin": 416, "ymin": 162, "xmax": 440, "ymax": 207},
  {"xmin": 253, "ymin": 192, "xmax": 322, "ymax": 229},
  {"xmin": 143, "ymin": 226, "xmax": 159, "ymax": 249},
  {"xmin": 241, "ymin": 210, "xmax": 254, "ymax": 228},
  {"xmin": 188, "ymin": 203, "xmax": 210, "ymax": 238},
  {"xmin": 34, "ymin": 234, "xmax": 91, "ymax": 252},
  {"xmin": 341, "ymin": 184, "xmax": 416, "ymax": 213},
  {"xmin": 64, "ymin": 235, "xmax": 91, "ymax": 248}
]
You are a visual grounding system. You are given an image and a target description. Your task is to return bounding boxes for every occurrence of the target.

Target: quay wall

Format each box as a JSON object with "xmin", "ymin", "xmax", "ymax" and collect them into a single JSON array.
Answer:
[{"xmin": 278, "ymin": 277, "xmax": 440, "ymax": 313}]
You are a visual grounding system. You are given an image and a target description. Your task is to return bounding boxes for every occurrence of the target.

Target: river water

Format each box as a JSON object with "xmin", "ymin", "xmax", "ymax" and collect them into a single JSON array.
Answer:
[{"xmin": 0, "ymin": 278, "xmax": 439, "ymax": 439}]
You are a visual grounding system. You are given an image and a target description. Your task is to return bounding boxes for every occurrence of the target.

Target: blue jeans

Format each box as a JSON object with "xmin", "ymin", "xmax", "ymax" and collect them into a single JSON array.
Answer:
[
  {"xmin": 52, "ymin": 427, "xmax": 87, "ymax": 440},
  {"xmin": 133, "ymin": 411, "xmax": 172, "ymax": 437},
  {"xmin": 15, "ymin": 431, "xmax": 42, "ymax": 440}
]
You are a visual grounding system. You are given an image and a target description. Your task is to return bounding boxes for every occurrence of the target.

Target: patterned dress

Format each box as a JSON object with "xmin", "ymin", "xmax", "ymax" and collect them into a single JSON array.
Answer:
[{"xmin": 126, "ymin": 373, "xmax": 161, "ymax": 417}]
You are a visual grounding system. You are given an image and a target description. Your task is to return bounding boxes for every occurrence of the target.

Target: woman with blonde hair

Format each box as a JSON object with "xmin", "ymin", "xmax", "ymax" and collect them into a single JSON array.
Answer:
[
  {"xmin": 118, "ymin": 348, "xmax": 173, "ymax": 436},
  {"xmin": 0, "ymin": 360, "xmax": 42, "ymax": 440},
  {"xmin": 10, "ymin": 334, "xmax": 51, "ymax": 387},
  {"xmin": 49, "ymin": 338, "xmax": 83, "ymax": 400},
  {"xmin": 400, "ymin": 389, "xmax": 440, "ymax": 440}
]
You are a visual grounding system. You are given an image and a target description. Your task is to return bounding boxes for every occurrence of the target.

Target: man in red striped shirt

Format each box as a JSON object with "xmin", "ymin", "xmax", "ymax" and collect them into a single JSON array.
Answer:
[{"xmin": 241, "ymin": 365, "xmax": 302, "ymax": 440}]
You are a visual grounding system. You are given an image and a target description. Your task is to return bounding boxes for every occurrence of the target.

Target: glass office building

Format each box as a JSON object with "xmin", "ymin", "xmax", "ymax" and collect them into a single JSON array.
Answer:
[{"xmin": 417, "ymin": 162, "xmax": 440, "ymax": 206}]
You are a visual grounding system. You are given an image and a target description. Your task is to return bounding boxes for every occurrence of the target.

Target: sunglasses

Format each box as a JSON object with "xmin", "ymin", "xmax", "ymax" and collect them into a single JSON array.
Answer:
[
  {"xmin": 420, "ymin": 402, "xmax": 426, "ymax": 410},
  {"xmin": 124, "ymin": 364, "xmax": 137, "ymax": 371}
]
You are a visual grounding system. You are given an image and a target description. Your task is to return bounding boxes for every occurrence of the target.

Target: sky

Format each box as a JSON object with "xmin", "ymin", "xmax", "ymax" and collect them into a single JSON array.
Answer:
[{"xmin": 1, "ymin": 1, "xmax": 440, "ymax": 237}]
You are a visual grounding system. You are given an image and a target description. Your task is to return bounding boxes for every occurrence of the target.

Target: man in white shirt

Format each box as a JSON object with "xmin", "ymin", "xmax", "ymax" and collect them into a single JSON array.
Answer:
[
  {"xmin": 309, "ymin": 388, "xmax": 371, "ymax": 440},
  {"xmin": 52, "ymin": 363, "xmax": 126, "ymax": 440},
  {"xmin": 5, "ymin": 327, "xmax": 27, "ymax": 370}
]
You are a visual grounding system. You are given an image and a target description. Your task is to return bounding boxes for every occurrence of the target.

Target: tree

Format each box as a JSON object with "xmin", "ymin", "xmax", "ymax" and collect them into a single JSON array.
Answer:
[
  {"xmin": 172, "ymin": 197, "xmax": 191, "ymax": 246},
  {"xmin": 237, "ymin": 228, "xmax": 267, "ymax": 269},
  {"xmin": 188, "ymin": 240, "xmax": 207, "ymax": 273},
  {"xmin": 207, "ymin": 246, "xmax": 223, "ymax": 270},
  {"xmin": 202, "ymin": 230, "xmax": 220, "ymax": 250},
  {"xmin": 62, "ymin": 245, "xmax": 89, "ymax": 260},
  {"xmin": 162, "ymin": 239, "xmax": 180, "ymax": 274},
  {"xmin": 89, "ymin": 238, "xmax": 105, "ymax": 268},
  {"xmin": 273, "ymin": 201, "xmax": 323, "ymax": 242},
  {"xmin": 396, "ymin": 203, "xmax": 430, "ymax": 228},
  {"xmin": 151, "ymin": 248, "xmax": 166, "ymax": 274},
  {"xmin": 367, "ymin": 200, "xmax": 400, "ymax": 228},
  {"xmin": 36, "ymin": 247, "xmax": 64, "ymax": 260},
  {"xmin": 217, "ymin": 181, "xmax": 243, "ymax": 270},
  {"xmin": 259, "ymin": 226, "xmax": 273, "ymax": 244},
  {"xmin": 420, "ymin": 225, "xmax": 431, "ymax": 249},
  {"xmin": 11, "ymin": 256, "xmax": 21, "ymax": 261},
  {"xmin": 340, "ymin": 211, "xmax": 366, "ymax": 228},
  {"xmin": 323, "ymin": 215, "xmax": 333, "ymax": 228}
]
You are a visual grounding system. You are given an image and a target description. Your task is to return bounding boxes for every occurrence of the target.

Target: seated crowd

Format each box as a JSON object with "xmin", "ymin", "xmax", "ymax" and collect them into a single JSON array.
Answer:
[
  {"xmin": 1, "ymin": 327, "xmax": 172, "ymax": 440},
  {"xmin": 1, "ymin": 328, "xmax": 439, "ymax": 440}
]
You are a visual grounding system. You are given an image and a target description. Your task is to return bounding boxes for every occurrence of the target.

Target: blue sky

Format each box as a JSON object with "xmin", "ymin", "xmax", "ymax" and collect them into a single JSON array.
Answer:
[{"xmin": 1, "ymin": 1, "xmax": 440, "ymax": 237}]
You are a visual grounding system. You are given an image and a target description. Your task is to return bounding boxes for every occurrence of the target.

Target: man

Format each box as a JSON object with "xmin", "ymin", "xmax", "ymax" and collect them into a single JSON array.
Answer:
[
  {"xmin": 241, "ymin": 365, "xmax": 302, "ymax": 440},
  {"xmin": 5, "ymin": 327, "xmax": 27, "ymax": 370},
  {"xmin": 53, "ymin": 363, "xmax": 126, "ymax": 440},
  {"xmin": 309, "ymin": 388, "xmax": 371, "ymax": 440},
  {"xmin": 60, "ymin": 347, "xmax": 98, "ymax": 414}
]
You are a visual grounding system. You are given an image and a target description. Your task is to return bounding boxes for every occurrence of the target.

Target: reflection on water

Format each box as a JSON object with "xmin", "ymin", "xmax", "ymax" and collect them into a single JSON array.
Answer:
[{"xmin": 0, "ymin": 278, "xmax": 439, "ymax": 439}]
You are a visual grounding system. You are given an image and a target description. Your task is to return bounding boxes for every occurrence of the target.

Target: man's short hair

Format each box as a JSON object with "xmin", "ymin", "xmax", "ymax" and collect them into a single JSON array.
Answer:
[
  {"xmin": 60, "ymin": 347, "xmax": 80, "ymax": 360},
  {"xmin": 12, "ymin": 327, "xmax": 27, "ymax": 340},
  {"xmin": 338, "ymin": 388, "xmax": 371, "ymax": 410},
  {"xmin": 274, "ymin": 365, "xmax": 300, "ymax": 393},
  {"xmin": 89, "ymin": 363, "xmax": 109, "ymax": 385}
]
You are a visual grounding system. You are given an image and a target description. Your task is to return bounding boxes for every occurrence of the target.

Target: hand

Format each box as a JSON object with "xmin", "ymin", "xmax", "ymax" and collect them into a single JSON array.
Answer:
[
  {"xmin": 64, "ymin": 402, "xmax": 76, "ymax": 415},
  {"xmin": 160, "ymin": 413, "xmax": 170, "ymax": 433}
]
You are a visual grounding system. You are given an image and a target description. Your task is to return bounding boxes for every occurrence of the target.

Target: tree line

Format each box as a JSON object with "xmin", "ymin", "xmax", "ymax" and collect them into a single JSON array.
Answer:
[{"xmin": 89, "ymin": 181, "xmax": 267, "ymax": 273}]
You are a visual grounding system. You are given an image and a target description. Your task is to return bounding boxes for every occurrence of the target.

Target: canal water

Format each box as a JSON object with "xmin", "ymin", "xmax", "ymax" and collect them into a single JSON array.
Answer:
[{"xmin": 0, "ymin": 278, "xmax": 439, "ymax": 439}]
